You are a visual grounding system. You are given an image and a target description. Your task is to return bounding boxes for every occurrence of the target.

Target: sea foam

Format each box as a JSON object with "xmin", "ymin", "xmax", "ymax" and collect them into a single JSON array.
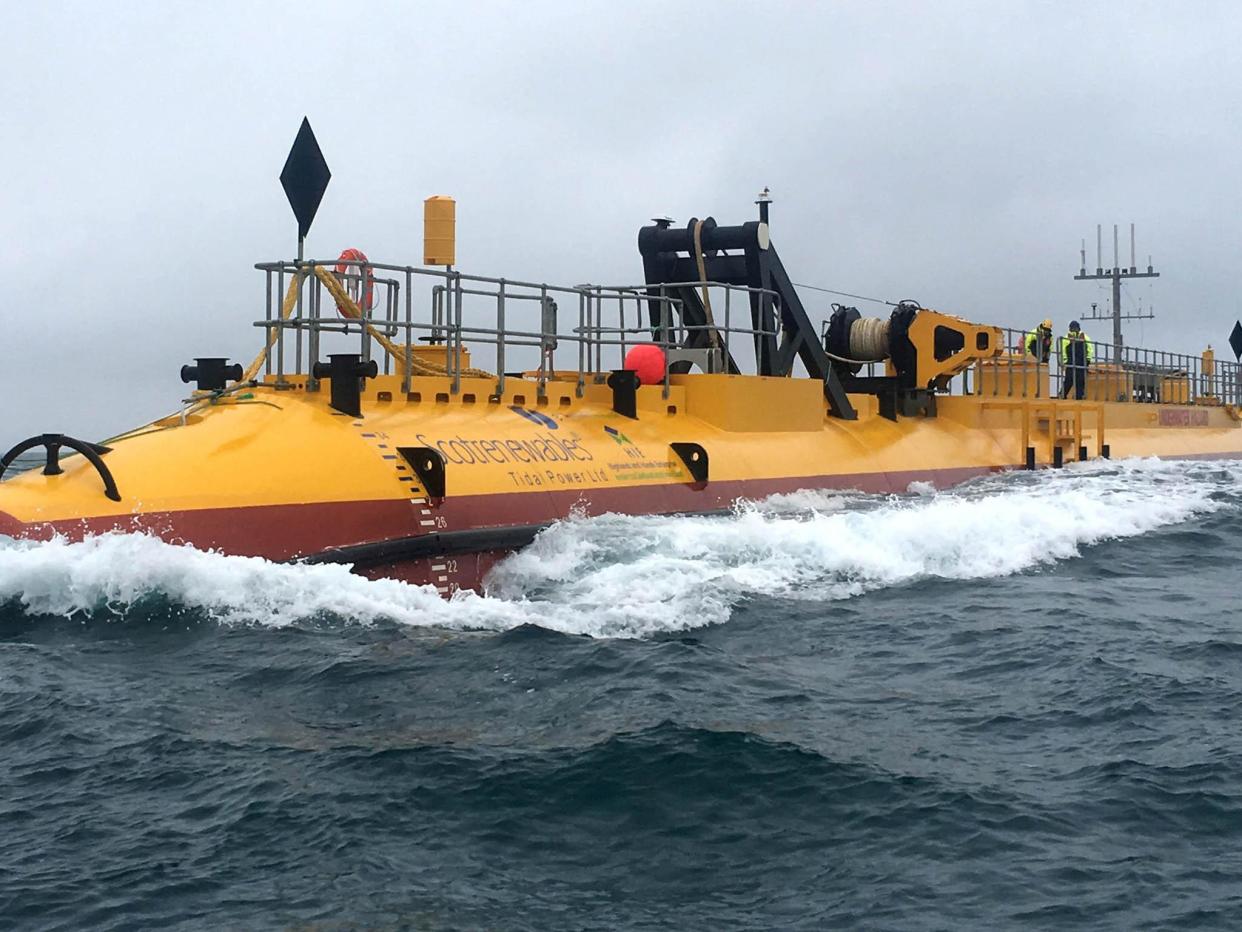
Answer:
[{"xmin": 0, "ymin": 458, "xmax": 1236, "ymax": 638}]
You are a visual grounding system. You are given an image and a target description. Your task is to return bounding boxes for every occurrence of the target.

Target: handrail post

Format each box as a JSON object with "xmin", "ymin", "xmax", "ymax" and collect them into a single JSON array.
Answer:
[
  {"xmin": 1007, "ymin": 342, "xmax": 1014, "ymax": 397},
  {"xmin": 661, "ymin": 292, "xmax": 671, "ymax": 399},
  {"xmin": 575, "ymin": 287, "xmax": 586, "ymax": 398},
  {"xmin": 401, "ymin": 268, "xmax": 412, "ymax": 395},
  {"xmin": 297, "ymin": 264, "xmax": 308, "ymax": 382},
  {"xmin": 264, "ymin": 269, "xmax": 273, "ymax": 378},
  {"xmin": 538, "ymin": 283, "xmax": 550, "ymax": 400},
  {"xmin": 431, "ymin": 285, "xmax": 443, "ymax": 344},
  {"xmin": 594, "ymin": 286, "xmax": 604, "ymax": 374},
  {"xmin": 276, "ymin": 267, "xmax": 286, "ymax": 385},
  {"xmin": 496, "ymin": 279, "xmax": 507, "ymax": 398},
  {"xmin": 1033, "ymin": 331, "xmax": 1041, "ymax": 398},
  {"xmin": 383, "ymin": 280, "xmax": 395, "ymax": 375},
  {"xmin": 452, "ymin": 271, "xmax": 462, "ymax": 395},
  {"xmin": 619, "ymin": 292, "xmax": 628, "ymax": 364},
  {"xmin": 360, "ymin": 267, "xmax": 372, "ymax": 373},
  {"xmin": 307, "ymin": 264, "xmax": 320, "ymax": 389}
]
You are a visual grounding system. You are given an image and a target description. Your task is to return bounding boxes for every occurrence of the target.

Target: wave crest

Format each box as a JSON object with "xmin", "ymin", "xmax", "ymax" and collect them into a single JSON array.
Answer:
[{"xmin": 0, "ymin": 458, "xmax": 1235, "ymax": 637}]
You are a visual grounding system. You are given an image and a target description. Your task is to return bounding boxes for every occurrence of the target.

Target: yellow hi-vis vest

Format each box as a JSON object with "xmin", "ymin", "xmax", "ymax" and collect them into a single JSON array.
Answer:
[{"xmin": 1061, "ymin": 331, "xmax": 1094, "ymax": 364}]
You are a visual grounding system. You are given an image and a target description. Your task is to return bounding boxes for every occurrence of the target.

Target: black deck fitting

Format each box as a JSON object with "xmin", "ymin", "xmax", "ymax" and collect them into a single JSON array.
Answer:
[
  {"xmin": 607, "ymin": 369, "xmax": 640, "ymax": 419},
  {"xmin": 0, "ymin": 434, "xmax": 119, "ymax": 501},
  {"xmin": 180, "ymin": 358, "xmax": 243, "ymax": 392},
  {"xmin": 311, "ymin": 354, "xmax": 379, "ymax": 418},
  {"xmin": 670, "ymin": 442, "xmax": 709, "ymax": 489},
  {"xmin": 398, "ymin": 447, "xmax": 447, "ymax": 501}
]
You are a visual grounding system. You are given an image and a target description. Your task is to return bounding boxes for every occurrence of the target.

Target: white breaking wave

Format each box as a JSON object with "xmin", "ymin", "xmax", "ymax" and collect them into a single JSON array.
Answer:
[{"xmin": 0, "ymin": 458, "xmax": 1237, "ymax": 638}]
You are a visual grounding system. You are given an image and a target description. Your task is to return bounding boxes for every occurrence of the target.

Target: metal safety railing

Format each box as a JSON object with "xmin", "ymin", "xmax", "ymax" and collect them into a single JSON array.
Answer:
[
  {"xmin": 962, "ymin": 326, "xmax": 1242, "ymax": 405},
  {"xmin": 253, "ymin": 259, "xmax": 782, "ymax": 400},
  {"xmin": 252, "ymin": 265, "xmax": 1237, "ymax": 410}
]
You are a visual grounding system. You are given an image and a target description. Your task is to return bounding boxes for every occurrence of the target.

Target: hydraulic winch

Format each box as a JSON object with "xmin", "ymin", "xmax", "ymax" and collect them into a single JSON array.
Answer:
[{"xmin": 823, "ymin": 301, "xmax": 1003, "ymax": 418}]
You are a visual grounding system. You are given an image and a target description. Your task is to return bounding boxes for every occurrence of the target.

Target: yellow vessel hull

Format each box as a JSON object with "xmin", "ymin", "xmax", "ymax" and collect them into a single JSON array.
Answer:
[{"xmin": 2, "ymin": 373, "xmax": 1239, "ymax": 594}]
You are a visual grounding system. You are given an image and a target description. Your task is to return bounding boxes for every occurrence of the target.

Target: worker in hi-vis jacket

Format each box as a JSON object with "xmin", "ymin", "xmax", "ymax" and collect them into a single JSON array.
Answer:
[
  {"xmin": 1025, "ymin": 318, "xmax": 1053, "ymax": 363},
  {"xmin": 1060, "ymin": 320, "xmax": 1093, "ymax": 400}
]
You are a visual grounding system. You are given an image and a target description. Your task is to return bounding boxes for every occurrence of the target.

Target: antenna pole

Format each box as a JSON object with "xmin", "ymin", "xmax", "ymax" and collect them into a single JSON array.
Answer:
[
  {"xmin": 1074, "ymin": 221, "xmax": 1160, "ymax": 354},
  {"xmin": 1112, "ymin": 223, "xmax": 1121, "ymax": 348}
]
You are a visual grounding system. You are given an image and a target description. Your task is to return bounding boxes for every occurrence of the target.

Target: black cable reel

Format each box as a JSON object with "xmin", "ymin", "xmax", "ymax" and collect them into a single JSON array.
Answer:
[
  {"xmin": 824, "ymin": 304, "xmax": 863, "ymax": 373},
  {"xmin": 181, "ymin": 358, "xmax": 243, "ymax": 392}
]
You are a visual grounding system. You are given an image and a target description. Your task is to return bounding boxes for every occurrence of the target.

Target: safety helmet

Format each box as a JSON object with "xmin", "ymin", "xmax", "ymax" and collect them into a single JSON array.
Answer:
[
  {"xmin": 1041, "ymin": 318, "xmax": 1052, "ymax": 330},
  {"xmin": 1069, "ymin": 320, "xmax": 1081, "ymax": 332}
]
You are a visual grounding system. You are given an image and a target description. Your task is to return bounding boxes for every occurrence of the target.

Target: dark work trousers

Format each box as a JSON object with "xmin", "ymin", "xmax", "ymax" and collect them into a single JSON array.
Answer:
[
  {"xmin": 1061, "ymin": 339, "xmax": 1089, "ymax": 399},
  {"xmin": 1062, "ymin": 365, "xmax": 1087, "ymax": 399}
]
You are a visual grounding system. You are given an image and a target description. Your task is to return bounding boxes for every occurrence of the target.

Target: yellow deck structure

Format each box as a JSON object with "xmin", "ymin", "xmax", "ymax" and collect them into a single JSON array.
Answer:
[{"xmin": 2, "ymin": 364, "xmax": 1239, "ymax": 595}]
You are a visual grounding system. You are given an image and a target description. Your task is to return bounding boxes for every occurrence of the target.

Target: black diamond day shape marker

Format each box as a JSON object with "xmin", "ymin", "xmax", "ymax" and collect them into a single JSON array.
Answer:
[{"xmin": 280, "ymin": 117, "xmax": 330, "ymax": 241}]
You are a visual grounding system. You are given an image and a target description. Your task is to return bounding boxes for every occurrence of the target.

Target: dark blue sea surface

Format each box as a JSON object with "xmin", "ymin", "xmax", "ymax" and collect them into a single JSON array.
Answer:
[{"xmin": 2, "ymin": 458, "xmax": 1242, "ymax": 930}]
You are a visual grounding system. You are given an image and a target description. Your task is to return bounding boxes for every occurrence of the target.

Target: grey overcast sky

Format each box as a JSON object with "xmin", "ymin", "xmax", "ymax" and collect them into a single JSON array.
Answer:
[{"xmin": 3, "ymin": 1, "xmax": 1241, "ymax": 441}]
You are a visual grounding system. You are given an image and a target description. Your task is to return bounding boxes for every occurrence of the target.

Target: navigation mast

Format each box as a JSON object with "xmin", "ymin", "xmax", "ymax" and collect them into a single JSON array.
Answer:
[{"xmin": 1074, "ymin": 223, "xmax": 1158, "ymax": 354}]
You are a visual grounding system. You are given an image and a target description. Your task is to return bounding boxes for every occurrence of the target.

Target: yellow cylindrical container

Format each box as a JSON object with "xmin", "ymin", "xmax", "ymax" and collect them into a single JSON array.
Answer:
[
  {"xmin": 1201, "ymin": 345, "xmax": 1218, "ymax": 401},
  {"xmin": 1161, "ymin": 374, "xmax": 1191, "ymax": 404},
  {"xmin": 976, "ymin": 354, "xmax": 1049, "ymax": 399},
  {"xmin": 1086, "ymin": 363, "xmax": 1133, "ymax": 402},
  {"xmin": 424, "ymin": 196, "xmax": 456, "ymax": 266}
]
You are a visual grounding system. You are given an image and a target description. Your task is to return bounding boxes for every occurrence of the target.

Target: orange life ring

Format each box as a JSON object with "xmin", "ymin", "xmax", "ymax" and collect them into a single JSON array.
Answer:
[{"xmin": 333, "ymin": 247, "xmax": 375, "ymax": 316}]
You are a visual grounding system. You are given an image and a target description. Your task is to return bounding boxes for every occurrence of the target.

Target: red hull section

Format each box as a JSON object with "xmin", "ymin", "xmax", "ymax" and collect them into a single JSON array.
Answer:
[{"xmin": 0, "ymin": 464, "xmax": 1003, "ymax": 592}]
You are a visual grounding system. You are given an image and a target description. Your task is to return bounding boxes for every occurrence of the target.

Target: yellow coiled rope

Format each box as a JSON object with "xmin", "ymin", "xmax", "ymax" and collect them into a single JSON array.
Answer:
[
  {"xmin": 240, "ymin": 272, "xmax": 303, "ymax": 383},
  {"xmin": 691, "ymin": 220, "xmax": 723, "ymax": 353},
  {"xmin": 239, "ymin": 266, "xmax": 493, "ymax": 384},
  {"xmin": 312, "ymin": 266, "xmax": 493, "ymax": 379}
]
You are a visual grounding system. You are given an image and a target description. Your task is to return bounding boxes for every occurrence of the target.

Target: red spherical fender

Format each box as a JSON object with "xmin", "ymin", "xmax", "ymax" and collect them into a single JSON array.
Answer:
[
  {"xmin": 333, "ymin": 247, "xmax": 375, "ymax": 316},
  {"xmin": 623, "ymin": 343, "xmax": 667, "ymax": 385}
]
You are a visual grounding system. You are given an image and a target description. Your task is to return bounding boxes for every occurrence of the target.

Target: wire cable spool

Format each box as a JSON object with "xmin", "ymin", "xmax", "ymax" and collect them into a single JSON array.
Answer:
[
  {"xmin": 824, "ymin": 304, "xmax": 891, "ymax": 368},
  {"xmin": 847, "ymin": 316, "xmax": 890, "ymax": 362},
  {"xmin": 823, "ymin": 300, "xmax": 925, "ymax": 377}
]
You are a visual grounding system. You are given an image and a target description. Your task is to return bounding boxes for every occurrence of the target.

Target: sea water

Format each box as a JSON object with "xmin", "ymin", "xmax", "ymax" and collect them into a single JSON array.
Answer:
[{"xmin": 1, "ymin": 459, "xmax": 1240, "ymax": 929}]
